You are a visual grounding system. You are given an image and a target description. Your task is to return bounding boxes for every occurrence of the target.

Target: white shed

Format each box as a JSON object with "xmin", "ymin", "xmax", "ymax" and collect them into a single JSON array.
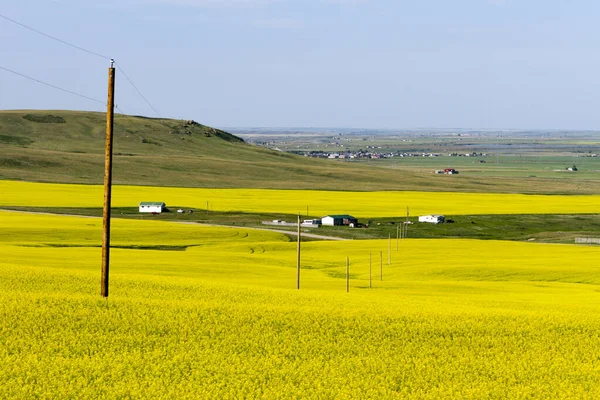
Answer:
[
  {"xmin": 418, "ymin": 214, "xmax": 445, "ymax": 224},
  {"xmin": 139, "ymin": 202, "xmax": 166, "ymax": 213}
]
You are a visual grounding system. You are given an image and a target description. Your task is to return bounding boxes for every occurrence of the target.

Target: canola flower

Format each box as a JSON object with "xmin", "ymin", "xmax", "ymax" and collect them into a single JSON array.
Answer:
[
  {"xmin": 2, "ymin": 211, "xmax": 600, "ymax": 398},
  {"xmin": 2, "ymin": 180, "xmax": 600, "ymax": 217}
]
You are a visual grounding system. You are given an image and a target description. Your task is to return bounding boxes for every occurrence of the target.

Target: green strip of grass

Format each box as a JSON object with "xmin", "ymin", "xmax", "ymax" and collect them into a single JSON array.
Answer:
[{"xmin": 3, "ymin": 206, "xmax": 599, "ymax": 244}]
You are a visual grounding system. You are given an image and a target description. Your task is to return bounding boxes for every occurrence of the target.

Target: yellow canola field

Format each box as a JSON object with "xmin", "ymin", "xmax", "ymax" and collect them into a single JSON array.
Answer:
[
  {"xmin": 0, "ymin": 210, "xmax": 287, "ymax": 247},
  {"xmin": 2, "ymin": 180, "xmax": 600, "ymax": 216},
  {"xmin": 4, "ymin": 212, "xmax": 600, "ymax": 398},
  {"xmin": 5, "ymin": 210, "xmax": 600, "ymax": 290}
]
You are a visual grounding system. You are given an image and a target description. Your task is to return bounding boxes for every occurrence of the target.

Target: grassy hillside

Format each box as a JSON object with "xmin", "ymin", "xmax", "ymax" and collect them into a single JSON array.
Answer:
[{"xmin": 1, "ymin": 110, "xmax": 598, "ymax": 193}]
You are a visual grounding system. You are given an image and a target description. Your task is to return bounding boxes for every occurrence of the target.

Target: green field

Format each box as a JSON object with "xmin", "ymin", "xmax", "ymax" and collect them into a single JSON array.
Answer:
[
  {"xmin": 3, "ymin": 211, "xmax": 600, "ymax": 398},
  {"xmin": 244, "ymin": 127, "xmax": 600, "ymax": 193},
  {"xmin": 367, "ymin": 154, "xmax": 600, "ymax": 179}
]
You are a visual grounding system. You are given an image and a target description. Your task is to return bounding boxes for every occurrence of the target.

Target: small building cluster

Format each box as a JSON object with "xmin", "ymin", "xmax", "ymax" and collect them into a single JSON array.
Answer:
[
  {"xmin": 448, "ymin": 152, "xmax": 487, "ymax": 157},
  {"xmin": 262, "ymin": 215, "xmax": 360, "ymax": 228},
  {"xmin": 435, "ymin": 168, "xmax": 459, "ymax": 174}
]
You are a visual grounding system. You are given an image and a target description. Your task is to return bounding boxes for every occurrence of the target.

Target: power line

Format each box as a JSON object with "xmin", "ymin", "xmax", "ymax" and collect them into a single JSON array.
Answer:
[
  {"xmin": 1, "ymin": 13, "xmax": 161, "ymax": 117},
  {"xmin": 0, "ymin": 13, "xmax": 111, "ymax": 61},
  {"xmin": 0, "ymin": 64, "xmax": 105, "ymax": 105},
  {"xmin": 115, "ymin": 62, "xmax": 161, "ymax": 117}
]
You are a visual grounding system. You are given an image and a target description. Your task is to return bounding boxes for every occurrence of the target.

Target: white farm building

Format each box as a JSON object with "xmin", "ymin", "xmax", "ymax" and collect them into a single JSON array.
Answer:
[
  {"xmin": 418, "ymin": 214, "xmax": 445, "ymax": 224},
  {"xmin": 139, "ymin": 202, "xmax": 166, "ymax": 213},
  {"xmin": 321, "ymin": 215, "xmax": 358, "ymax": 226}
]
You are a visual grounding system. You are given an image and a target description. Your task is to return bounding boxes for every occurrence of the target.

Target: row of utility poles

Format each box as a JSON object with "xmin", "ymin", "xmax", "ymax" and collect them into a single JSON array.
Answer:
[
  {"xmin": 296, "ymin": 207, "xmax": 410, "ymax": 293},
  {"xmin": 100, "ymin": 59, "xmax": 412, "ymax": 297}
]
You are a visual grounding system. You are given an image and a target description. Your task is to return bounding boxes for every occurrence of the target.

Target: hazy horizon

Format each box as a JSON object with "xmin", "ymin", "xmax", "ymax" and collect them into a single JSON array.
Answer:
[{"xmin": 3, "ymin": 1, "xmax": 600, "ymax": 129}]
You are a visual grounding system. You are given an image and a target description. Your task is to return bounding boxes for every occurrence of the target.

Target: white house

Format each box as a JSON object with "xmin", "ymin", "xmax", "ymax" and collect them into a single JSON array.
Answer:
[
  {"xmin": 139, "ymin": 202, "xmax": 166, "ymax": 213},
  {"xmin": 418, "ymin": 214, "xmax": 445, "ymax": 224}
]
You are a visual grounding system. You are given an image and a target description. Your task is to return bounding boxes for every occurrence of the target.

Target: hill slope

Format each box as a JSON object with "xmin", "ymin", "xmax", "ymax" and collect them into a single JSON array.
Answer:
[
  {"xmin": 0, "ymin": 110, "xmax": 431, "ymax": 190},
  {"xmin": 0, "ymin": 110, "xmax": 597, "ymax": 193}
]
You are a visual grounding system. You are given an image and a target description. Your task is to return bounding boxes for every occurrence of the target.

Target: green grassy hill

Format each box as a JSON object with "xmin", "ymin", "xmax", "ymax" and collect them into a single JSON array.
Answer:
[
  {"xmin": 0, "ymin": 110, "xmax": 423, "ymax": 190},
  {"xmin": 0, "ymin": 110, "xmax": 597, "ymax": 193}
]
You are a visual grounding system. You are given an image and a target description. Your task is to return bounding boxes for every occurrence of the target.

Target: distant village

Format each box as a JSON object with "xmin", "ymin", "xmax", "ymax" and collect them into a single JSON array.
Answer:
[{"xmin": 301, "ymin": 150, "xmax": 489, "ymax": 160}]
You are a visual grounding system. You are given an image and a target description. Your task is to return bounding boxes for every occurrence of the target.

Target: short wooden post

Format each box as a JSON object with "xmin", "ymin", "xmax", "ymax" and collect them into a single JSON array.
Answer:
[
  {"xmin": 396, "ymin": 224, "xmax": 399, "ymax": 250},
  {"xmin": 388, "ymin": 234, "xmax": 391, "ymax": 266},
  {"xmin": 346, "ymin": 256, "xmax": 350, "ymax": 293},
  {"xmin": 380, "ymin": 250, "xmax": 383, "ymax": 281},
  {"xmin": 369, "ymin": 253, "xmax": 372, "ymax": 288},
  {"xmin": 405, "ymin": 206, "xmax": 409, "ymax": 238}
]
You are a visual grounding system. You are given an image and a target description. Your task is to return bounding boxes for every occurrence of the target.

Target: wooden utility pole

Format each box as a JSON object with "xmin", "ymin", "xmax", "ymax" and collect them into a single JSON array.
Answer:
[
  {"xmin": 388, "ymin": 234, "xmax": 391, "ymax": 266},
  {"xmin": 404, "ymin": 206, "xmax": 409, "ymax": 239},
  {"xmin": 380, "ymin": 250, "xmax": 383, "ymax": 281},
  {"xmin": 101, "ymin": 60, "xmax": 116, "ymax": 298},
  {"xmin": 369, "ymin": 253, "xmax": 372, "ymax": 289},
  {"xmin": 296, "ymin": 214, "xmax": 301, "ymax": 290},
  {"xmin": 346, "ymin": 256, "xmax": 350, "ymax": 293},
  {"xmin": 396, "ymin": 224, "xmax": 399, "ymax": 250}
]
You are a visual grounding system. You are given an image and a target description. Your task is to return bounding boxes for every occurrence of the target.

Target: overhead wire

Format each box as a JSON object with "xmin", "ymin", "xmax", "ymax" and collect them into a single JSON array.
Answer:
[
  {"xmin": 1, "ymin": 12, "xmax": 161, "ymax": 117},
  {"xmin": 114, "ymin": 62, "xmax": 161, "ymax": 117},
  {"xmin": 0, "ymin": 13, "xmax": 110, "ymax": 61},
  {"xmin": 0, "ymin": 64, "xmax": 105, "ymax": 105},
  {"xmin": 1, "ymin": 13, "xmax": 230, "ymax": 202}
]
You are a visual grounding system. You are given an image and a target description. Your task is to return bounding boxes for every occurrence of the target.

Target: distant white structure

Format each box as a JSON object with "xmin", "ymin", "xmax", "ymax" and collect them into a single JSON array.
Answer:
[
  {"xmin": 322, "ymin": 215, "xmax": 358, "ymax": 226},
  {"xmin": 575, "ymin": 237, "xmax": 600, "ymax": 244},
  {"xmin": 434, "ymin": 168, "xmax": 458, "ymax": 174},
  {"xmin": 418, "ymin": 214, "xmax": 445, "ymax": 224},
  {"xmin": 301, "ymin": 219, "xmax": 322, "ymax": 227},
  {"xmin": 139, "ymin": 202, "xmax": 166, "ymax": 213}
]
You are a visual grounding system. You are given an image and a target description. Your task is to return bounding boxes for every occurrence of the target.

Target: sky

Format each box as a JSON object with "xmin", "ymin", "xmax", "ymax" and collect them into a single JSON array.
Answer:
[{"xmin": 2, "ymin": 0, "xmax": 600, "ymax": 129}]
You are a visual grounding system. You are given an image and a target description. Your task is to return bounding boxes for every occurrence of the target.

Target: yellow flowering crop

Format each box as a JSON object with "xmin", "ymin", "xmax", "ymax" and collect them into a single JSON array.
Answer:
[
  {"xmin": 2, "ymin": 211, "xmax": 600, "ymax": 398},
  {"xmin": 2, "ymin": 180, "xmax": 599, "ymax": 216}
]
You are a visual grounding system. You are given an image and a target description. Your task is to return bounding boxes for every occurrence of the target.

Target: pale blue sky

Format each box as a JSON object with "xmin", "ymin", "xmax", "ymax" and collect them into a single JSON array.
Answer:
[{"xmin": 2, "ymin": 0, "xmax": 600, "ymax": 129}]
